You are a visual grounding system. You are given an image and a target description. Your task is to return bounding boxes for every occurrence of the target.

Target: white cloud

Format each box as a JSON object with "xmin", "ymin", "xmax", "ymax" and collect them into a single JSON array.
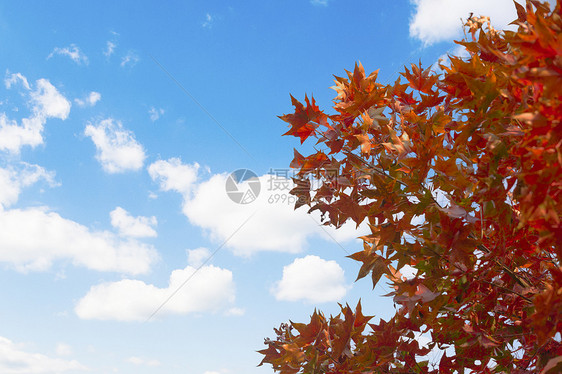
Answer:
[
  {"xmin": 186, "ymin": 174, "xmax": 365, "ymax": 256},
  {"xmin": 120, "ymin": 51, "xmax": 139, "ymax": 68},
  {"xmin": 0, "ymin": 336, "xmax": 86, "ymax": 373},
  {"xmin": 104, "ymin": 41, "xmax": 116, "ymax": 58},
  {"xmin": 126, "ymin": 356, "xmax": 161, "ymax": 367},
  {"xmin": 0, "ymin": 162, "xmax": 57, "ymax": 209},
  {"xmin": 75, "ymin": 263, "xmax": 236, "ymax": 321},
  {"xmin": 0, "ymin": 114, "xmax": 43, "ymax": 152},
  {"xmin": 19, "ymin": 77, "xmax": 69, "ymax": 115},
  {"xmin": 272, "ymin": 255, "xmax": 348, "ymax": 303},
  {"xmin": 30, "ymin": 79, "xmax": 71, "ymax": 120},
  {"xmin": 55, "ymin": 343, "xmax": 72, "ymax": 356},
  {"xmin": 84, "ymin": 118, "xmax": 146, "ymax": 173},
  {"xmin": 74, "ymin": 91, "xmax": 101, "ymax": 107},
  {"xmin": 224, "ymin": 307, "xmax": 245, "ymax": 316},
  {"xmin": 409, "ymin": 0, "xmax": 541, "ymax": 45},
  {"xmin": 183, "ymin": 173, "xmax": 316, "ymax": 255},
  {"xmin": 202, "ymin": 13, "xmax": 213, "ymax": 28},
  {"xmin": 47, "ymin": 44, "xmax": 88, "ymax": 65},
  {"xmin": 1, "ymin": 74, "xmax": 71, "ymax": 153},
  {"xmin": 148, "ymin": 158, "xmax": 199, "ymax": 195},
  {"xmin": 4, "ymin": 72, "xmax": 30, "ymax": 90},
  {"xmin": 311, "ymin": 0, "xmax": 329, "ymax": 5},
  {"xmin": 110, "ymin": 207, "xmax": 157, "ymax": 238},
  {"xmin": 0, "ymin": 207, "xmax": 158, "ymax": 274},
  {"xmin": 148, "ymin": 159, "xmax": 367, "ymax": 256},
  {"xmin": 187, "ymin": 247, "xmax": 211, "ymax": 267},
  {"xmin": 148, "ymin": 107, "xmax": 164, "ymax": 121}
]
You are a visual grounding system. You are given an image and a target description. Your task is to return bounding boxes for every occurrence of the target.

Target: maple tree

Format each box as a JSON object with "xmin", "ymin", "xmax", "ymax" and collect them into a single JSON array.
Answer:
[{"xmin": 259, "ymin": 1, "xmax": 562, "ymax": 373}]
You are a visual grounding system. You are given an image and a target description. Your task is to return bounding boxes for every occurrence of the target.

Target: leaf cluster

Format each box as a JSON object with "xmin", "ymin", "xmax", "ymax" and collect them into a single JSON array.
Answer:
[{"xmin": 260, "ymin": 1, "xmax": 562, "ymax": 373}]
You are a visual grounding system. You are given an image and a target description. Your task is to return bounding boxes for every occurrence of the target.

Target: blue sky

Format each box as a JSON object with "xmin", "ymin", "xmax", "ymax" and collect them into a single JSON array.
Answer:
[{"xmin": 0, "ymin": 1, "xmax": 528, "ymax": 373}]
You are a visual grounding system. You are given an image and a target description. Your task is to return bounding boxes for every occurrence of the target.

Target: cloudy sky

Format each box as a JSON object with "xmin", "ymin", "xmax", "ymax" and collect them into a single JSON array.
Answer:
[{"xmin": 0, "ymin": 1, "xmax": 532, "ymax": 373}]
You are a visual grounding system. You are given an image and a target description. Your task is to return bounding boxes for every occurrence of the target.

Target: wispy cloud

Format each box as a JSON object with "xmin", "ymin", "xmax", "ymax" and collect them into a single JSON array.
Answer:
[
  {"xmin": 104, "ymin": 31, "xmax": 119, "ymax": 58},
  {"xmin": 30, "ymin": 78, "xmax": 72, "ymax": 119},
  {"xmin": 74, "ymin": 91, "xmax": 101, "ymax": 107},
  {"xmin": 84, "ymin": 118, "xmax": 146, "ymax": 173},
  {"xmin": 0, "ymin": 336, "xmax": 86, "ymax": 373},
  {"xmin": 121, "ymin": 51, "xmax": 139, "ymax": 68},
  {"xmin": 4, "ymin": 71, "xmax": 30, "ymax": 90},
  {"xmin": 1, "ymin": 72, "xmax": 71, "ymax": 153},
  {"xmin": 0, "ymin": 162, "xmax": 57, "ymax": 209},
  {"xmin": 0, "ymin": 114, "xmax": 44, "ymax": 153},
  {"xmin": 104, "ymin": 41, "xmax": 116, "ymax": 58},
  {"xmin": 47, "ymin": 44, "xmax": 88, "ymax": 65},
  {"xmin": 148, "ymin": 106, "xmax": 164, "ymax": 121},
  {"xmin": 202, "ymin": 13, "xmax": 213, "ymax": 28},
  {"xmin": 110, "ymin": 207, "xmax": 157, "ymax": 238},
  {"xmin": 148, "ymin": 158, "xmax": 199, "ymax": 195}
]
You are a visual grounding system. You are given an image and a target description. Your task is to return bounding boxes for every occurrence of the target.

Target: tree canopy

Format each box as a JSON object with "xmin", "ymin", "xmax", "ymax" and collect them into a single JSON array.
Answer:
[{"xmin": 259, "ymin": 1, "xmax": 562, "ymax": 372}]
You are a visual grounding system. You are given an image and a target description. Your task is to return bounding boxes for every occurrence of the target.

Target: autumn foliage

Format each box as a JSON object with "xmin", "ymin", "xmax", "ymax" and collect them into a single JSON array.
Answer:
[{"xmin": 260, "ymin": 1, "xmax": 562, "ymax": 373}]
